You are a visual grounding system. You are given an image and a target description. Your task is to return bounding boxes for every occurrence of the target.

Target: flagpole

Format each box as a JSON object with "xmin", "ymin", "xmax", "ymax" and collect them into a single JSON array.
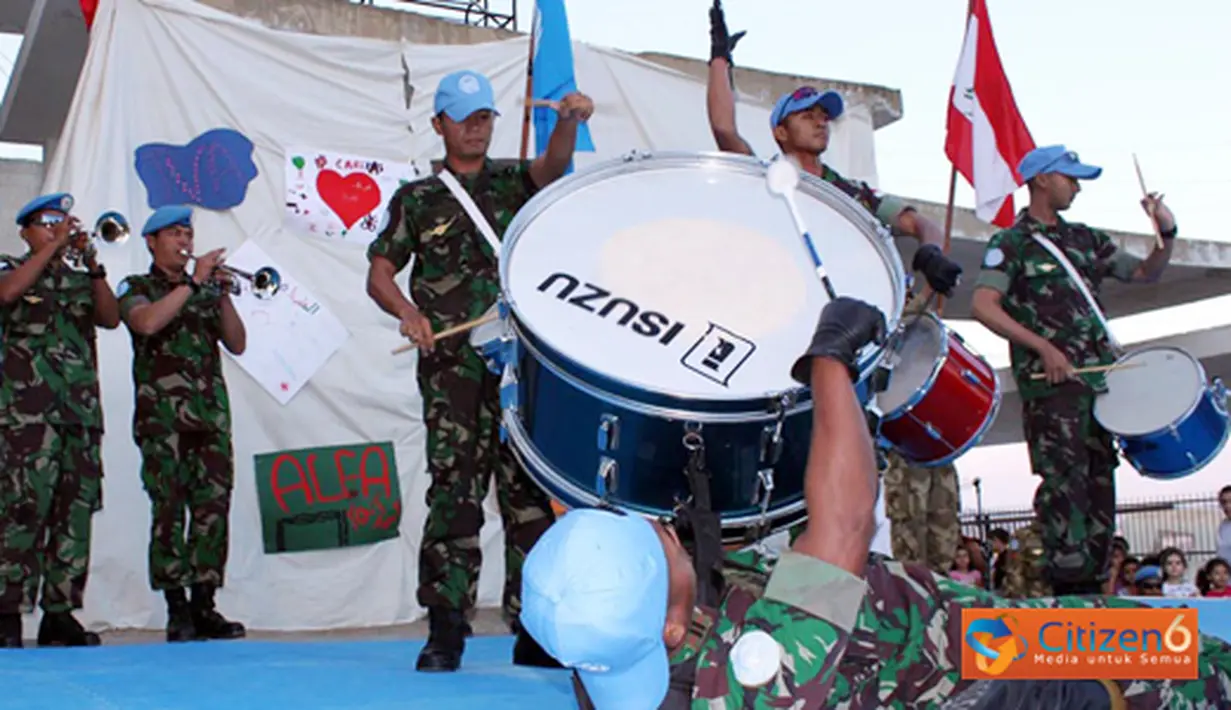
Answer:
[
  {"xmin": 519, "ymin": 4, "xmax": 539, "ymax": 162},
  {"xmin": 937, "ymin": 164, "xmax": 958, "ymax": 316}
]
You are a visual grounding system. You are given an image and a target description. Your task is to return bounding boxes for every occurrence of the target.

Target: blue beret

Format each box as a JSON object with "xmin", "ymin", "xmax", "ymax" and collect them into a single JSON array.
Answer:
[
  {"xmin": 142, "ymin": 205, "xmax": 194, "ymax": 236},
  {"xmin": 1017, "ymin": 145, "xmax": 1103, "ymax": 182},
  {"xmin": 16, "ymin": 192, "xmax": 74, "ymax": 226}
]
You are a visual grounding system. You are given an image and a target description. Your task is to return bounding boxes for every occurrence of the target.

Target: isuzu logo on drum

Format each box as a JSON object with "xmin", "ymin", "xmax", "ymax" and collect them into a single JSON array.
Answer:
[{"xmin": 536, "ymin": 272, "xmax": 686, "ymax": 346}]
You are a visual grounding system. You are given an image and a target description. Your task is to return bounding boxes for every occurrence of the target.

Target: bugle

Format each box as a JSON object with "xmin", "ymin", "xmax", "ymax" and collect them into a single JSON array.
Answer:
[
  {"xmin": 63, "ymin": 211, "xmax": 130, "ymax": 271},
  {"xmin": 179, "ymin": 249, "xmax": 281, "ymax": 299}
]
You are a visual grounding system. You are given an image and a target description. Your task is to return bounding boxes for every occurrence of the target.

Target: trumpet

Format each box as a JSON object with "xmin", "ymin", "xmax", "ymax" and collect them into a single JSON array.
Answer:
[
  {"xmin": 63, "ymin": 211, "xmax": 130, "ymax": 271},
  {"xmin": 178, "ymin": 249, "xmax": 282, "ymax": 300}
]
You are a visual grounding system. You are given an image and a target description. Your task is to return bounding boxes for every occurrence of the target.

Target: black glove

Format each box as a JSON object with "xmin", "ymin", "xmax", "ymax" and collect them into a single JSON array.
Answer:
[
  {"xmin": 708, "ymin": 1, "xmax": 746, "ymax": 65},
  {"xmin": 790, "ymin": 297, "xmax": 887, "ymax": 385},
  {"xmin": 912, "ymin": 244, "xmax": 963, "ymax": 296}
]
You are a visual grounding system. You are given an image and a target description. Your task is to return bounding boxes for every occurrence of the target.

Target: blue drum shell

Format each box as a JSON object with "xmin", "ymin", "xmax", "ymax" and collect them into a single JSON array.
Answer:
[{"xmin": 1119, "ymin": 385, "xmax": 1230, "ymax": 480}]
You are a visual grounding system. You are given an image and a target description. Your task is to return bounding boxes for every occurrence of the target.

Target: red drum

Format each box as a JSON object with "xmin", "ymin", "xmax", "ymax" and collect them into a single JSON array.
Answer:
[{"xmin": 875, "ymin": 312, "xmax": 1001, "ymax": 466}]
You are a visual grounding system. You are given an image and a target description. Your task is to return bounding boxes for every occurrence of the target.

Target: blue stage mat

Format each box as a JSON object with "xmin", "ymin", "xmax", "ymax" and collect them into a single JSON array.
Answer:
[
  {"xmin": 0, "ymin": 636, "xmax": 577, "ymax": 710},
  {"xmin": 4, "ymin": 602, "xmax": 1229, "ymax": 709}
]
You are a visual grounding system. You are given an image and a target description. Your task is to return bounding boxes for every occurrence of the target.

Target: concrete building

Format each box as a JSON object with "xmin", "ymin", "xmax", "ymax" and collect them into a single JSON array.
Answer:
[{"xmin": 3, "ymin": 0, "xmax": 1229, "ymax": 449}]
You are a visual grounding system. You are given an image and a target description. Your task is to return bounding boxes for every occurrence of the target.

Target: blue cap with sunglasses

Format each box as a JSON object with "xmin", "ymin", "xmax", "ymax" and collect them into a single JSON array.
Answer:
[
  {"xmin": 434, "ymin": 70, "xmax": 500, "ymax": 123},
  {"xmin": 520, "ymin": 508, "xmax": 672, "ymax": 710},
  {"xmin": 16, "ymin": 192, "xmax": 74, "ymax": 226},
  {"xmin": 770, "ymin": 86, "xmax": 845, "ymax": 128},
  {"xmin": 1017, "ymin": 145, "xmax": 1103, "ymax": 182}
]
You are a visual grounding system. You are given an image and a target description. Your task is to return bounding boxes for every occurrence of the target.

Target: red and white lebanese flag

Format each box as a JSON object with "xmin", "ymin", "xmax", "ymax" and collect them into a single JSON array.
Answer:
[
  {"xmin": 80, "ymin": 0, "xmax": 99, "ymax": 30},
  {"xmin": 944, "ymin": 0, "xmax": 1035, "ymax": 228}
]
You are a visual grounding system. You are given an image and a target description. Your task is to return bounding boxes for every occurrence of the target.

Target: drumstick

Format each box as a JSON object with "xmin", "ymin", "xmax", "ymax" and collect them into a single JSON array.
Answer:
[
  {"xmin": 390, "ymin": 311, "xmax": 499, "ymax": 355},
  {"xmin": 525, "ymin": 98, "xmax": 558, "ymax": 109},
  {"xmin": 1132, "ymin": 153, "xmax": 1166, "ymax": 250},
  {"xmin": 1029, "ymin": 361, "xmax": 1145, "ymax": 380},
  {"xmin": 765, "ymin": 158, "xmax": 838, "ymax": 300}
]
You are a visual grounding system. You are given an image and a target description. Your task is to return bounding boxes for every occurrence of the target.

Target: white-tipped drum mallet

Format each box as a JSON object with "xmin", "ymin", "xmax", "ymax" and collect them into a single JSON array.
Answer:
[{"xmin": 766, "ymin": 157, "xmax": 838, "ymax": 301}]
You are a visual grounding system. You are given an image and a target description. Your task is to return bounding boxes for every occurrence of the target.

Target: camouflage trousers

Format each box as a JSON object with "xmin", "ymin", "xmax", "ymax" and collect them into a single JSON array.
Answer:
[
  {"xmin": 0, "ymin": 423, "xmax": 102, "ymax": 614},
  {"xmin": 882, "ymin": 451, "xmax": 960, "ymax": 575},
  {"xmin": 1022, "ymin": 392, "xmax": 1118, "ymax": 590},
  {"xmin": 416, "ymin": 349, "xmax": 554, "ymax": 625},
  {"xmin": 137, "ymin": 430, "xmax": 234, "ymax": 591}
]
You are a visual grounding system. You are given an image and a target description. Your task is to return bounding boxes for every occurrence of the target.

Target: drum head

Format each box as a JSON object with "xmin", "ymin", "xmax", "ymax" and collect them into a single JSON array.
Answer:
[
  {"xmin": 501, "ymin": 153, "xmax": 906, "ymax": 401},
  {"xmin": 878, "ymin": 314, "xmax": 944, "ymax": 412},
  {"xmin": 1094, "ymin": 347, "xmax": 1205, "ymax": 436}
]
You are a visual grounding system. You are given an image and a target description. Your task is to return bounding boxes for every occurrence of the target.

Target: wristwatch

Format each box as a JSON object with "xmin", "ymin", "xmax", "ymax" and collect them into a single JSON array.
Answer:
[
  {"xmin": 1160, "ymin": 224, "xmax": 1178, "ymax": 240},
  {"xmin": 87, "ymin": 264, "xmax": 107, "ymax": 280}
]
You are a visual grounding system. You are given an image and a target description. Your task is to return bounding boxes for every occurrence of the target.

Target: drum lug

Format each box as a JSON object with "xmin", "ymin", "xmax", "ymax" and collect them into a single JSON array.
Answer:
[
  {"xmin": 622, "ymin": 149, "xmax": 652, "ymax": 162},
  {"xmin": 925, "ymin": 422, "xmax": 942, "ymax": 440},
  {"xmin": 760, "ymin": 423, "xmax": 784, "ymax": 467},
  {"xmin": 597, "ymin": 414, "xmax": 620, "ymax": 452},
  {"xmin": 1214, "ymin": 378, "xmax": 1228, "ymax": 416},
  {"xmin": 960, "ymin": 369, "xmax": 980, "ymax": 386},
  {"xmin": 751, "ymin": 468, "xmax": 775, "ymax": 509},
  {"xmin": 596, "ymin": 457, "xmax": 619, "ymax": 498}
]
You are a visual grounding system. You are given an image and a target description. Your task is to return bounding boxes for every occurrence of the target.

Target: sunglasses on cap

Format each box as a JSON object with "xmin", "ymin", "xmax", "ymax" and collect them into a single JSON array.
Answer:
[
  {"xmin": 790, "ymin": 86, "xmax": 820, "ymax": 101},
  {"xmin": 31, "ymin": 213, "xmax": 66, "ymax": 228}
]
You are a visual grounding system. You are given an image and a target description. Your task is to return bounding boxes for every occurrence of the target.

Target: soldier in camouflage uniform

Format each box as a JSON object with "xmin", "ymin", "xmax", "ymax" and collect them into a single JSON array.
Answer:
[
  {"xmin": 0, "ymin": 192, "xmax": 120, "ymax": 648},
  {"xmin": 365, "ymin": 70, "xmax": 593, "ymax": 672},
  {"xmin": 521, "ymin": 298, "xmax": 1231, "ymax": 709},
  {"xmin": 972, "ymin": 145, "xmax": 1177, "ymax": 595},
  {"xmin": 708, "ymin": 1, "xmax": 965, "ymax": 563},
  {"xmin": 1001, "ymin": 521, "xmax": 1052, "ymax": 599},
  {"xmin": 116, "ymin": 205, "xmax": 247, "ymax": 644}
]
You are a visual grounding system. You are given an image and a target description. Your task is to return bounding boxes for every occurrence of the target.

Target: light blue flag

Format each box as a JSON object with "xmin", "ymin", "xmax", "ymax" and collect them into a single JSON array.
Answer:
[{"xmin": 531, "ymin": 0, "xmax": 595, "ymax": 172}]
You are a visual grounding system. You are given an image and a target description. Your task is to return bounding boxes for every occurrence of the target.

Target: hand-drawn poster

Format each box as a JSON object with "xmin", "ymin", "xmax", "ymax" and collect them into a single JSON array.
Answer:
[
  {"xmin": 253, "ymin": 441, "xmax": 402, "ymax": 554},
  {"xmin": 283, "ymin": 147, "xmax": 422, "ymax": 246},
  {"xmin": 224, "ymin": 240, "xmax": 350, "ymax": 405}
]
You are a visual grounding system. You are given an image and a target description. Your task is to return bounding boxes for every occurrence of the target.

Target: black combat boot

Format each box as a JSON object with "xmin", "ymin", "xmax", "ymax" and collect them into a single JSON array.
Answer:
[
  {"xmin": 0, "ymin": 613, "xmax": 23, "ymax": 648},
  {"xmin": 190, "ymin": 583, "xmax": 245, "ymax": 640},
  {"xmin": 511, "ymin": 621, "xmax": 563, "ymax": 669},
  {"xmin": 415, "ymin": 607, "xmax": 467, "ymax": 672},
  {"xmin": 36, "ymin": 612, "xmax": 101, "ymax": 647},
  {"xmin": 165, "ymin": 588, "xmax": 197, "ymax": 642}
]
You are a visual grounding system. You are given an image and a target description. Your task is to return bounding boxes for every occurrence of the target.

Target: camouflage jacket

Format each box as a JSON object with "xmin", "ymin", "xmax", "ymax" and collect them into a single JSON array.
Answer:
[
  {"xmin": 0, "ymin": 253, "xmax": 103, "ymax": 430},
  {"xmin": 117, "ymin": 267, "xmax": 231, "ymax": 437},
  {"xmin": 813, "ymin": 163, "xmax": 908, "ymax": 234},
  {"xmin": 975, "ymin": 211, "xmax": 1142, "ymax": 400},
  {"xmin": 676, "ymin": 554, "xmax": 1231, "ymax": 709},
  {"xmin": 366, "ymin": 158, "xmax": 536, "ymax": 339}
]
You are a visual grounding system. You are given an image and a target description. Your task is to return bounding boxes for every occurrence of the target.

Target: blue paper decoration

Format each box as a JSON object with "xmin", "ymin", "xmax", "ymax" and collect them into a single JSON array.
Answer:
[{"xmin": 134, "ymin": 128, "xmax": 259, "ymax": 211}]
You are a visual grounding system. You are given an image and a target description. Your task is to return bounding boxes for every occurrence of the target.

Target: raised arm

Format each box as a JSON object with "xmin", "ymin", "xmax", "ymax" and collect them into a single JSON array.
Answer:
[
  {"xmin": 706, "ymin": 2, "xmax": 753, "ymax": 156},
  {"xmin": 787, "ymin": 298, "xmax": 887, "ymax": 576}
]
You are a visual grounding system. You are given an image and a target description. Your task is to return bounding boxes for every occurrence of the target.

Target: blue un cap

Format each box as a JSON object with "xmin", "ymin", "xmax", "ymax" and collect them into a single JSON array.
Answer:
[
  {"xmin": 142, "ymin": 205, "xmax": 193, "ymax": 236},
  {"xmin": 520, "ymin": 508, "xmax": 671, "ymax": 710},
  {"xmin": 434, "ymin": 70, "xmax": 500, "ymax": 123},
  {"xmin": 770, "ymin": 86, "xmax": 844, "ymax": 128},
  {"xmin": 1017, "ymin": 145, "xmax": 1102, "ymax": 182},
  {"xmin": 16, "ymin": 192, "xmax": 74, "ymax": 226}
]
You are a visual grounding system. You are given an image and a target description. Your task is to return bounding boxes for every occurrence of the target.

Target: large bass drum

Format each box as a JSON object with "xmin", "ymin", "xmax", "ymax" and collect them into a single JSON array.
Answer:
[{"xmin": 497, "ymin": 151, "xmax": 907, "ymax": 543}]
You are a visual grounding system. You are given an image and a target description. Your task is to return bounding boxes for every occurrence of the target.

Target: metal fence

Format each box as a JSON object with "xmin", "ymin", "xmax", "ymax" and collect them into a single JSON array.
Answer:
[{"xmin": 960, "ymin": 493, "xmax": 1226, "ymax": 572}]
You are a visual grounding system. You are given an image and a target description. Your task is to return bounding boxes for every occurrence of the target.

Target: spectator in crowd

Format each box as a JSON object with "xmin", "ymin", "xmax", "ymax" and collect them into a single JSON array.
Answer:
[
  {"xmin": 1160, "ymin": 547, "xmax": 1200, "ymax": 598},
  {"xmin": 1115, "ymin": 556, "xmax": 1141, "ymax": 596},
  {"xmin": 1197, "ymin": 558, "xmax": 1231, "ymax": 598},
  {"xmin": 1219, "ymin": 485, "xmax": 1231, "ymax": 562},
  {"xmin": 1104, "ymin": 538, "xmax": 1131, "ymax": 595},
  {"xmin": 949, "ymin": 545, "xmax": 984, "ymax": 587},
  {"xmin": 986, "ymin": 528, "xmax": 1010, "ymax": 592},
  {"xmin": 1134, "ymin": 565, "xmax": 1163, "ymax": 596}
]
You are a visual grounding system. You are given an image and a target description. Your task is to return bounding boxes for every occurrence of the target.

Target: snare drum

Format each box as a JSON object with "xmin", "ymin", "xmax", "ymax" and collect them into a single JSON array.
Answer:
[
  {"xmin": 497, "ymin": 151, "xmax": 906, "ymax": 542},
  {"xmin": 1093, "ymin": 346, "xmax": 1229, "ymax": 480},
  {"xmin": 876, "ymin": 313, "xmax": 1001, "ymax": 466}
]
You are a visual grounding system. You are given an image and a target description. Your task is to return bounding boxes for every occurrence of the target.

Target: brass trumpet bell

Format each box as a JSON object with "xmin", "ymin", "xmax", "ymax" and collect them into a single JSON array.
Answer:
[
  {"xmin": 248, "ymin": 266, "xmax": 282, "ymax": 299},
  {"xmin": 62, "ymin": 209, "xmax": 130, "ymax": 271}
]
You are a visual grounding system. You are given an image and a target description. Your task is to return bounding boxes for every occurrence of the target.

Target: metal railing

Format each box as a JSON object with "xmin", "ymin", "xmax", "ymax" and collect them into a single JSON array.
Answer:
[
  {"xmin": 350, "ymin": 0, "xmax": 519, "ymax": 30},
  {"xmin": 961, "ymin": 493, "xmax": 1226, "ymax": 572}
]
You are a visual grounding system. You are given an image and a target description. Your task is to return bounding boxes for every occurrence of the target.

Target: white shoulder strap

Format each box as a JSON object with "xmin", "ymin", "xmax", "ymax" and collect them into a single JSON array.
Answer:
[
  {"xmin": 1029, "ymin": 233, "xmax": 1122, "ymax": 350},
  {"xmin": 436, "ymin": 168, "xmax": 503, "ymax": 259}
]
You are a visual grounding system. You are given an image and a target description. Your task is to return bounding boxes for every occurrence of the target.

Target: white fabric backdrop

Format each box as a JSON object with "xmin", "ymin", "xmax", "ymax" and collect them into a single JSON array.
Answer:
[{"xmin": 32, "ymin": 0, "xmax": 891, "ymax": 633}]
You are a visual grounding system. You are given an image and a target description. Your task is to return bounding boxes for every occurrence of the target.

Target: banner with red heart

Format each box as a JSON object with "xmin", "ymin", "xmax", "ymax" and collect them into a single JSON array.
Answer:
[
  {"xmin": 316, "ymin": 170, "xmax": 381, "ymax": 230},
  {"xmin": 284, "ymin": 148, "xmax": 419, "ymax": 246}
]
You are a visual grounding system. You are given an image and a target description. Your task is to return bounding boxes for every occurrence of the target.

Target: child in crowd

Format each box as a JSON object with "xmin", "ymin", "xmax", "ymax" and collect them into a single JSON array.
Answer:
[
  {"xmin": 1134, "ymin": 565, "xmax": 1164, "ymax": 596},
  {"xmin": 949, "ymin": 546, "xmax": 983, "ymax": 587},
  {"xmin": 1219, "ymin": 486, "xmax": 1231, "ymax": 563},
  {"xmin": 1116, "ymin": 556, "xmax": 1141, "ymax": 596},
  {"xmin": 1160, "ymin": 547, "xmax": 1201, "ymax": 598},
  {"xmin": 1198, "ymin": 558, "xmax": 1231, "ymax": 598}
]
